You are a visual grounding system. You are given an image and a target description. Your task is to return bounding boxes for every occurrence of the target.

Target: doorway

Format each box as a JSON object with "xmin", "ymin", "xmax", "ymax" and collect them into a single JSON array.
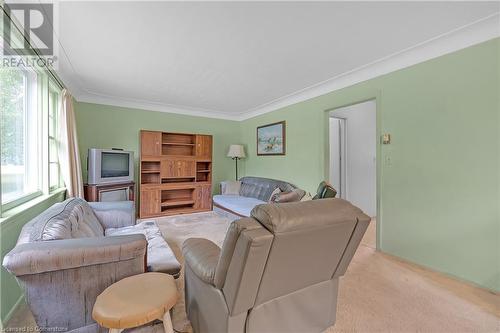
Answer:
[{"xmin": 329, "ymin": 100, "xmax": 377, "ymax": 218}]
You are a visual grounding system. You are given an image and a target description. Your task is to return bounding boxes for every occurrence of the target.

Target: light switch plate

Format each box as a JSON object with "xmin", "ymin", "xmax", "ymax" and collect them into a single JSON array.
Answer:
[{"xmin": 382, "ymin": 133, "xmax": 391, "ymax": 144}]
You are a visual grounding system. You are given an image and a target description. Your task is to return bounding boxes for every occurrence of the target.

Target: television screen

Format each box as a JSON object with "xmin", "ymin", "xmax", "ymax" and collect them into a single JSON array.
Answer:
[{"xmin": 101, "ymin": 152, "xmax": 130, "ymax": 178}]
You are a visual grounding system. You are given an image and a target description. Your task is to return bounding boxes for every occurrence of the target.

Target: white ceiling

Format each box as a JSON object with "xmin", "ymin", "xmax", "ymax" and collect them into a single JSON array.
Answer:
[{"xmin": 53, "ymin": 1, "xmax": 500, "ymax": 120}]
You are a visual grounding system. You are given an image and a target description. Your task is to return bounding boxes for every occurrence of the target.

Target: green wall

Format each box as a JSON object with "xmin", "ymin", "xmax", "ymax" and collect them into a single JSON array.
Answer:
[
  {"xmin": 74, "ymin": 103, "xmax": 241, "ymax": 195},
  {"xmin": 1, "ymin": 39, "xmax": 498, "ymax": 327},
  {"xmin": 240, "ymin": 38, "xmax": 499, "ymax": 291},
  {"xmin": 0, "ymin": 191, "xmax": 66, "ymax": 326}
]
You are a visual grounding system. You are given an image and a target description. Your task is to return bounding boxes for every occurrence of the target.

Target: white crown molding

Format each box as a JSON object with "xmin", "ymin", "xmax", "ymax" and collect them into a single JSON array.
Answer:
[
  {"xmin": 74, "ymin": 90, "xmax": 242, "ymax": 121},
  {"xmin": 67, "ymin": 12, "xmax": 499, "ymax": 122},
  {"xmin": 238, "ymin": 12, "xmax": 500, "ymax": 121}
]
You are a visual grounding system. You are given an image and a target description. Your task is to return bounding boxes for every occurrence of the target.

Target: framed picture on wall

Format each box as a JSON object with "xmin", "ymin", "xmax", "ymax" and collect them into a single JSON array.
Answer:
[{"xmin": 257, "ymin": 121, "xmax": 286, "ymax": 155}]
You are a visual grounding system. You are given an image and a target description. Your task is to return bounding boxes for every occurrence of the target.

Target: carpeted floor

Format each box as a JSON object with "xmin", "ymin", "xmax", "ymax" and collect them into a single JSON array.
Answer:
[
  {"xmin": 155, "ymin": 212, "xmax": 500, "ymax": 333},
  {"xmin": 6, "ymin": 211, "xmax": 500, "ymax": 332}
]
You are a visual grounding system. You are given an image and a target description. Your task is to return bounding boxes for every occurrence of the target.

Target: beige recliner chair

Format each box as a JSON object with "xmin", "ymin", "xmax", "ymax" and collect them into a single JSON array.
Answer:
[{"xmin": 182, "ymin": 198, "xmax": 371, "ymax": 333}]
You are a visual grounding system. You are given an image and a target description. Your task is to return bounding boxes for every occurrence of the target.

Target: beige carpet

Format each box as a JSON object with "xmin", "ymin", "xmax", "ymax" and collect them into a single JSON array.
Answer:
[
  {"xmin": 154, "ymin": 212, "xmax": 500, "ymax": 333},
  {"xmin": 6, "ymin": 212, "xmax": 500, "ymax": 332}
]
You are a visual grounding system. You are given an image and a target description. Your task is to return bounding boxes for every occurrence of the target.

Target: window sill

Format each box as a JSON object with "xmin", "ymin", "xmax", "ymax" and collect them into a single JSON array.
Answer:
[
  {"xmin": 0, "ymin": 188, "xmax": 66, "ymax": 227},
  {"xmin": 2, "ymin": 191, "xmax": 44, "ymax": 212}
]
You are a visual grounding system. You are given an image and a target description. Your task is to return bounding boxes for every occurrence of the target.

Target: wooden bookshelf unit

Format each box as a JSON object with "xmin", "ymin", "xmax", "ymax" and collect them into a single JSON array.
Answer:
[{"xmin": 139, "ymin": 130, "xmax": 213, "ymax": 218}]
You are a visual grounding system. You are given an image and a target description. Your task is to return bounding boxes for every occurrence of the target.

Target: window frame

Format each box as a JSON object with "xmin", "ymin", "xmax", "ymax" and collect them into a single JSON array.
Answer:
[
  {"xmin": 1, "ymin": 67, "xmax": 44, "ymax": 211},
  {"xmin": 0, "ymin": 5, "xmax": 66, "ymax": 218},
  {"xmin": 0, "ymin": 71, "xmax": 65, "ymax": 216},
  {"xmin": 48, "ymin": 80, "xmax": 62, "ymax": 192}
]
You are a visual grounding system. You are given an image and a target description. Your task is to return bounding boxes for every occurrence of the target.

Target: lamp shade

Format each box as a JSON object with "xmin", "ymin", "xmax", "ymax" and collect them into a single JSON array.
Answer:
[{"xmin": 227, "ymin": 145, "xmax": 246, "ymax": 158}]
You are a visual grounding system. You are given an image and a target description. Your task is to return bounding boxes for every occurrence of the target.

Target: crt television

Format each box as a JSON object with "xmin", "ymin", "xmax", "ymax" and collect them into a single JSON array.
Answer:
[{"xmin": 87, "ymin": 148, "xmax": 134, "ymax": 185}]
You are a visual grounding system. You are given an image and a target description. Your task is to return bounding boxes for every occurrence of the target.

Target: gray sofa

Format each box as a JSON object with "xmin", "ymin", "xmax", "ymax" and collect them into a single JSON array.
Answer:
[
  {"xmin": 183, "ymin": 198, "xmax": 371, "ymax": 333},
  {"xmin": 213, "ymin": 176, "xmax": 299, "ymax": 218},
  {"xmin": 2, "ymin": 198, "xmax": 180, "ymax": 333}
]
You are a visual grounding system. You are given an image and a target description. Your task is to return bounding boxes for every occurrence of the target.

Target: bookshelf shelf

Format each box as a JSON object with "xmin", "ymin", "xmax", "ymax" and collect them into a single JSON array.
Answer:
[
  {"xmin": 162, "ymin": 142, "xmax": 196, "ymax": 146},
  {"xmin": 140, "ymin": 130, "xmax": 213, "ymax": 218}
]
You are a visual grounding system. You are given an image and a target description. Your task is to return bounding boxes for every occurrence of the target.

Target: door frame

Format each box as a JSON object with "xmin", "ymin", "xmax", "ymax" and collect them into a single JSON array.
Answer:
[
  {"xmin": 322, "ymin": 92, "xmax": 382, "ymax": 250},
  {"xmin": 329, "ymin": 116, "xmax": 347, "ymax": 199}
]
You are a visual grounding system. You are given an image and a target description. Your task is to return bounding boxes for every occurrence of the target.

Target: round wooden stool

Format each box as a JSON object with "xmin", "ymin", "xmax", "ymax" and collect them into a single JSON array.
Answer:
[{"xmin": 92, "ymin": 272, "xmax": 178, "ymax": 333}]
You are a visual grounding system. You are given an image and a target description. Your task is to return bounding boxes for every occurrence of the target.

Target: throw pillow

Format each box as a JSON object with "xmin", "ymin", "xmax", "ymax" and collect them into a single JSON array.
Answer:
[
  {"xmin": 312, "ymin": 181, "xmax": 337, "ymax": 199},
  {"xmin": 322, "ymin": 183, "xmax": 337, "ymax": 198},
  {"xmin": 268, "ymin": 187, "xmax": 282, "ymax": 203},
  {"xmin": 300, "ymin": 192, "xmax": 313, "ymax": 201},
  {"xmin": 221, "ymin": 181, "xmax": 241, "ymax": 195},
  {"xmin": 274, "ymin": 188, "xmax": 306, "ymax": 203}
]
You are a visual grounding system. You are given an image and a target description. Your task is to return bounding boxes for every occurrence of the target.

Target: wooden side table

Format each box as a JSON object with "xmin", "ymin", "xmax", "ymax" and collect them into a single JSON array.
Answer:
[{"xmin": 92, "ymin": 273, "xmax": 178, "ymax": 333}]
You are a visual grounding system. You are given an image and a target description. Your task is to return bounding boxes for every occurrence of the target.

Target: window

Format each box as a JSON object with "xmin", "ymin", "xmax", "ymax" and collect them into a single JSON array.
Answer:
[
  {"xmin": 48, "ymin": 83, "xmax": 61, "ymax": 191},
  {"xmin": 0, "ymin": 67, "xmax": 41, "ymax": 208},
  {"xmin": 0, "ymin": 12, "xmax": 65, "ymax": 216}
]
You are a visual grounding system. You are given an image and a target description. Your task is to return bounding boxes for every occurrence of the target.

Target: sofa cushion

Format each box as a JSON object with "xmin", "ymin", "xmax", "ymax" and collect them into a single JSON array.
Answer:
[
  {"xmin": 29, "ymin": 198, "xmax": 104, "ymax": 242},
  {"xmin": 105, "ymin": 220, "xmax": 181, "ymax": 276},
  {"xmin": 213, "ymin": 195, "xmax": 266, "ymax": 217},
  {"xmin": 221, "ymin": 181, "xmax": 241, "ymax": 195},
  {"xmin": 88, "ymin": 201, "xmax": 135, "ymax": 229},
  {"xmin": 273, "ymin": 188, "xmax": 306, "ymax": 203},
  {"xmin": 239, "ymin": 176, "xmax": 297, "ymax": 201}
]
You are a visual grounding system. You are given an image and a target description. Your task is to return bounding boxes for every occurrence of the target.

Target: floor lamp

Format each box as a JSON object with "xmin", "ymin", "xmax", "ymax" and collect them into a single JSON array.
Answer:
[{"xmin": 227, "ymin": 145, "xmax": 246, "ymax": 180}]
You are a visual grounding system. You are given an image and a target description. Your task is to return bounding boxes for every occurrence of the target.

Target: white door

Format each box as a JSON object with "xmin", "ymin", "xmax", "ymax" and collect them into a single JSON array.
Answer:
[{"xmin": 329, "ymin": 100, "xmax": 376, "ymax": 217}]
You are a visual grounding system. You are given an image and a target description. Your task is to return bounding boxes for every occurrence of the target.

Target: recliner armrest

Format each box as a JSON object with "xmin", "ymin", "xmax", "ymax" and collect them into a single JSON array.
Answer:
[
  {"xmin": 182, "ymin": 238, "xmax": 221, "ymax": 287},
  {"xmin": 3, "ymin": 234, "xmax": 147, "ymax": 276}
]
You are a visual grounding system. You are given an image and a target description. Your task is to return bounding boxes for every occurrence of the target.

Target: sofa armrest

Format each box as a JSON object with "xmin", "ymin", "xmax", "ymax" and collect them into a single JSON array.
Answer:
[
  {"xmin": 3, "ymin": 234, "xmax": 147, "ymax": 276},
  {"xmin": 89, "ymin": 201, "xmax": 135, "ymax": 229},
  {"xmin": 182, "ymin": 238, "xmax": 221, "ymax": 287}
]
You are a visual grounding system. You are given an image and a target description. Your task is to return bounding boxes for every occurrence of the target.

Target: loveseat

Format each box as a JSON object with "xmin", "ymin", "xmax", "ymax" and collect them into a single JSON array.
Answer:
[
  {"xmin": 2, "ymin": 198, "xmax": 180, "ymax": 333},
  {"xmin": 212, "ymin": 176, "xmax": 301, "ymax": 218}
]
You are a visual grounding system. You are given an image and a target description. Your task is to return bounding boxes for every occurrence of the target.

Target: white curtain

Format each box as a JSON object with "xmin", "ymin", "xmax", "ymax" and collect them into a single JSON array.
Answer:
[{"xmin": 58, "ymin": 89, "xmax": 84, "ymax": 198}]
